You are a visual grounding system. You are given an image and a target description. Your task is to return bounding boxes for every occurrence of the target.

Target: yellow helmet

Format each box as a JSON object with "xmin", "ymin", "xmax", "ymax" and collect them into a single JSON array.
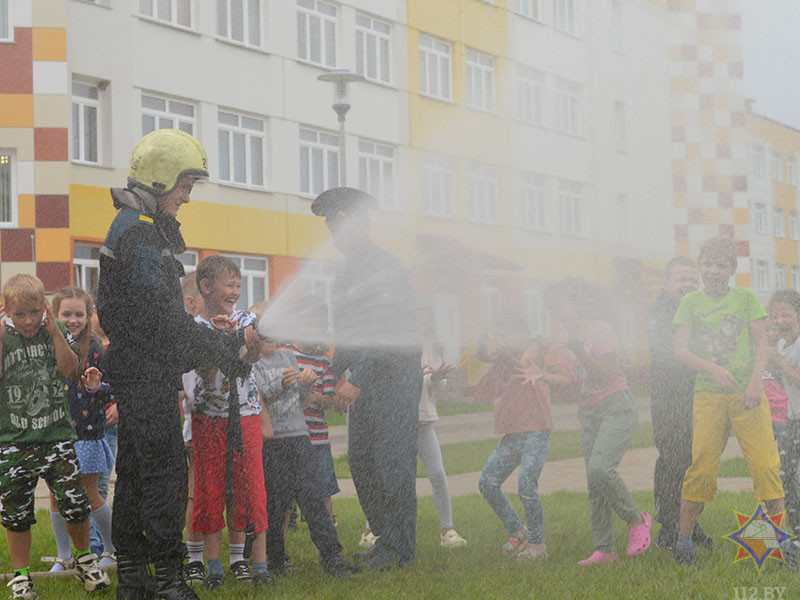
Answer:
[{"xmin": 128, "ymin": 129, "xmax": 209, "ymax": 195}]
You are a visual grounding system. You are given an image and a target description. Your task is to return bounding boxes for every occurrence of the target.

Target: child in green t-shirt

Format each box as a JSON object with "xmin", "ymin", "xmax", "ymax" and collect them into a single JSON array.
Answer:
[
  {"xmin": 671, "ymin": 237, "xmax": 794, "ymax": 569},
  {"xmin": 0, "ymin": 275, "xmax": 110, "ymax": 599}
]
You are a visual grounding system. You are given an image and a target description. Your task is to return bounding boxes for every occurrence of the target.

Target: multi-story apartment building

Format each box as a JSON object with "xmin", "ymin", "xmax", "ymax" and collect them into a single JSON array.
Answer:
[{"xmin": 0, "ymin": 0, "xmax": 798, "ymax": 368}]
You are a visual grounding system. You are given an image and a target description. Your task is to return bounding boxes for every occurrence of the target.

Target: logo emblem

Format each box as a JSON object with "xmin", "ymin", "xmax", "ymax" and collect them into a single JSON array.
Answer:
[{"xmin": 725, "ymin": 505, "xmax": 794, "ymax": 571}]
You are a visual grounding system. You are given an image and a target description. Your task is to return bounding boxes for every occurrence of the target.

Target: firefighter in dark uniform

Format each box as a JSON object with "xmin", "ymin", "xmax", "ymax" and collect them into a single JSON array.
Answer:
[
  {"xmin": 311, "ymin": 187, "xmax": 423, "ymax": 570},
  {"xmin": 97, "ymin": 129, "xmax": 253, "ymax": 600},
  {"xmin": 646, "ymin": 256, "xmax": 712, "ymax": 551}
]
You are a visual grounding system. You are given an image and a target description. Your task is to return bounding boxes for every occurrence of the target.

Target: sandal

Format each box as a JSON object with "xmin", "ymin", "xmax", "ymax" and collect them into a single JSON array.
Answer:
[
  {"xmin": 516, "ymin": 543, "xmax": 547, "ymax": 562},
  {"xmin": 627, "ymin": 511, "xmax": 652, "ymax": 557},
  {"xmin": 502, "ymin": 526, "xmax": 529, "ymax": 555}
]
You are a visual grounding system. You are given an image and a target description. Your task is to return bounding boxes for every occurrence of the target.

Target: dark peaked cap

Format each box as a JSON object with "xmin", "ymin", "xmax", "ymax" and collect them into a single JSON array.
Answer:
[{"xmin": 310, "ymin": 187, "xmax": 375, "ymax": 217}]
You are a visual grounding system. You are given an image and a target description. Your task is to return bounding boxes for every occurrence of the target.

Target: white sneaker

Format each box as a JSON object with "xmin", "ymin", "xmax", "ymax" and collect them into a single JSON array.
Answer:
[
  {"xmin": 7, "ymin": 574, "xmax": 37, "ymax": 600},
  {"xmin": 441, "ymin": 529, "xmax": 467, "ymax": 548},
  {"xmin": 358, "ymin": 531, "xmax": 378, "ymax": 548},
  {"xmin": 74, "ymin": 552, "xmax": 111, "ymax": 592}
]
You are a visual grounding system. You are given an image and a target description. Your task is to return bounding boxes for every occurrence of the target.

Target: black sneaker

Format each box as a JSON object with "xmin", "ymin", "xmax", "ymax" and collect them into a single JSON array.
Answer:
[
  {"xmin": 320, "ymin": 555, "xmax": 361, "ymax": 580},
  {"xmin": 204, "ymin": 572, "xmax": 225, "ymax": 591},
  {"xmin": 692, "ymin": 526, "xmax": 714, "ymax": 551},
  {"xmin": 269, "ymin": 559, "xmax": 298, "ymax": 576},
  {"xmin": 673, "ymin": 543, "xmax": 697, "ymax": 567},
  {"xmin": 252, "ymin": 570, "xmax": 275, "ymax": 586},
  {"xmin": 654, "ymin": 527, "xmax": 677, "ymax": 551},
  {"xmin": 184, "ymin": 561, "xmax": 205, "ymax": 587},
  {"xmin": 229, "ymin": 561, "xmax": 252, "ymax": 582}
]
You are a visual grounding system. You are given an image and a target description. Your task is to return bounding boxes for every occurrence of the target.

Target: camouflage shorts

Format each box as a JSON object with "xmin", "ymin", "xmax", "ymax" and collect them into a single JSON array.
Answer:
[{"xmin": 0, "ymin": 441, "xmax": 90, "ymax": 531}]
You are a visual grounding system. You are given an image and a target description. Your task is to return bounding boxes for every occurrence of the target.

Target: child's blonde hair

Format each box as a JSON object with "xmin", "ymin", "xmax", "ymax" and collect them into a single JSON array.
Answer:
[{"xmin": 3, "ymin": 274, "xmax": 45, "ymax": 306}]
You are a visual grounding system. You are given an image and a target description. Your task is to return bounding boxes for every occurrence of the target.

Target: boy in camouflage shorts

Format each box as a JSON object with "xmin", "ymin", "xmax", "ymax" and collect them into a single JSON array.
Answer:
[{"xmin": 0, "ymin": 275, "xmax": 109, "ymax": 599}]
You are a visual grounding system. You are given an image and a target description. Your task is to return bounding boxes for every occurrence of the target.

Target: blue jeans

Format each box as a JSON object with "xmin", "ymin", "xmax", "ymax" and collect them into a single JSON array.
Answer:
[
  {"xmin": 479, "ymin": 430, "xmax": 550, "ymax": 544},
  {"xmin": 90, "ymin": 425, "xmax": 118, "ymax": 554}
]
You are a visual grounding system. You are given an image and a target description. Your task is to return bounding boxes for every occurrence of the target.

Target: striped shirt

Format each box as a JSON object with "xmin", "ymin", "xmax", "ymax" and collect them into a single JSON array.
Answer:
[{"xmin": 279, "ymin": 344, "xmax": 335, "ymax": 445}]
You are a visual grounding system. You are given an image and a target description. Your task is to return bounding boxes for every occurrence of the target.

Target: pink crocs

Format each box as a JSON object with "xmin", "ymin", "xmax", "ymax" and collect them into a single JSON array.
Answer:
[
  {"xmin": 627, "ymin": 511, "xmax": 652, "ymax": 557},
  {"xmin": 577, "ymin": 551, "xmax": 618, "ymax": 566}
]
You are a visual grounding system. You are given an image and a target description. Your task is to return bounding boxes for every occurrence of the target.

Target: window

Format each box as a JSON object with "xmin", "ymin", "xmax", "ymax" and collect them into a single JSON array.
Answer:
[
  {"xmin": 553, "ymin": 0, "xmax": 578, "ymax": 36},
  {"xmin": 141, "ymin": 94, "xmax": 195, "ymax": 136},
  {"xmin": 514, "ymin": 0, "xmax": 542, "ymax": 21},
  {"xmin": 73, "ymin": 244, "xmax": 101, "ymax": 293},
  {"xmin": 554, "ymin": 78, "xmax": 581, "ymax": 135},
  {"xmin": 614, "ymin": 100, "xmax": 626, "ymax": 153},
  {"xmin": 0, "ymin": 0, "xmax": 11, "ymax": 42},
  {"xmin": 217, "ymin": 0, "xmax": 261, "ymax": 47},
  {"xmin": 751, "ymin": 144, "xmax": 765, "ymax": 177},
  {"xmin": 465, "ymin": 49, "xmax": 494, "ymax": 112},
  {"xmin": 296, "ymin": 0, "xmax": 337, "ymax": 68},
  {"xmin": 523, "ymin": 284, "xmax": 549, "ymax": 336},
  {"xmin": 519, "ymin": 172, "xmax": 548, "ymax": 231},
  {"xmin": 772, "ymin": 152, "xmax": 783, "ymax": 182},
  {"xmin": 139, "ymin": 0, "xmax": 192, "ymax": 28},
  {"xmin": 793, "ymin": 266, "xmax": 800, "ymax": 293},
  {"xmin": 0, "ymin": 151, "xmax": 16, "ymax": 226},
  {"xmin": 72, "ymin": 82, "xmax": 100, "ymax": 165},
  {"xmin": 516, "ymin": 65, "xmax": 544, "ymax": 125},
  {"xmin": 753, "ymin": 202, "xmax": 767, "ymax": 234},
  {"xmin": 776, "ymin": 263, "xmax": 787, "ymax": 290},
  {"xmin": 617, "ymin": 194, "xmax": 629, "ymax": 243},
  {"xmin": 754, "ymin": 260, "xmax": 769, "ymax": 292},
  {"xmin": 788, "ymin": 157, "xmax": 798, "ymax": 186},
  {"xmin": 418, "ymin": 34, "xmax": 452, "ymax": 102},
  {"xmin": 297, "ymin": 260, "xmax": 336, "ymax": 329},
  {"xmin": 299, "ymin": 128, "xmax": 339, "ymax": 196},
  {"xmin": 358, "ymin": 140, "xmax": 394, "ymax": 208},
  {"xmin": 355, "ymin": 13, "xmax": 391, "ymax": 85},
  {"xmin": 791, "ymin": 211, "xmax": 799, "ymax": 240},
  {"xmin": 612, "ymin": 0, "xmax": 623, "ymax": 52},
  {"xmin": 468, "ymin": 163, "xmax": 498, "ymax": 224},
  {"xmin": 557, "ymin": 179, "xmax": 584, "ymax": 236},
  {"xmin": 218, "ymin": 110, "xmax": 265, "ymax": 188},
  {"xmin": 480, "ymin": 279, "xmax": 501, "ymax": 324},
  {"xmin": 222, "ymin": 254, "xmax": 268, "ymax": 310},
  {"xmin": 774, "ymin": 208, "xmax": 785, "ymax": 238},
  {"xmin": 175, "ymin": 251, "xmax": 198, "ymax": 273},
  {"xmin": 421, "ymin": 153, "xmax": 455, "ymax": 218}
]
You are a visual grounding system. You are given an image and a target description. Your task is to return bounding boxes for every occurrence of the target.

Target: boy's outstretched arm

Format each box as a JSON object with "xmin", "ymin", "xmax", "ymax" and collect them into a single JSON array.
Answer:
[
  {"xmin": 674, "ymin": 325, "xmax": 737, "ymax": 392},
  {"xmin": 744, "ymin": 317, "xmax": 768, "ymax": 409},
  {"xmin": 44, "ymin": 299, "xmax": 79, "ymax": 379}
]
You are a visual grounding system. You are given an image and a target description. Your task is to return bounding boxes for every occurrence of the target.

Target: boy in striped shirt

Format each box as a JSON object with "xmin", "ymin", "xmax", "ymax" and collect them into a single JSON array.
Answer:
[{"xmin": 279, "ymin": 296, "xmax": 340, "ymax": 523}]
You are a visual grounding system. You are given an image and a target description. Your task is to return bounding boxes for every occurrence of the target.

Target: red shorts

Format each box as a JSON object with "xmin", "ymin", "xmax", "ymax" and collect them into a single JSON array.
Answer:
[{"xmin": 192, "ymin": 413, "xmax": 267, "ymax": 533}]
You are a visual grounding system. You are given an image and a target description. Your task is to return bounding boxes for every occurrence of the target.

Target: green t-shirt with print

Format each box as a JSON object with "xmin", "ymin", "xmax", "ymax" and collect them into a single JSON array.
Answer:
[
  {"xmin": 672, "ymin": 287, "xmax": 766, "ymax": 393},
  {"xmin": 0, "ymin": 321, "xmax": 77, "ymax": 443}
]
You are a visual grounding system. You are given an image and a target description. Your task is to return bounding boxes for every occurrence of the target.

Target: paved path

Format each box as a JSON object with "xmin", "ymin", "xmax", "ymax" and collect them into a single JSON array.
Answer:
[{"xmin": 34, "ymin": 396, "xmax": 756, "ymax": 510}]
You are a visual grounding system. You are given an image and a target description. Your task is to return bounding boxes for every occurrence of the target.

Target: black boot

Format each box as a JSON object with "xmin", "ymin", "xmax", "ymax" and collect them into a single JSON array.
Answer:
[
  {"xmin": 116, "ymin": 555, "xmax": 158, "ymax": 600},
  {"xmin": 154, "ymin": 558, "xmax": 200, "ymax": 600}
]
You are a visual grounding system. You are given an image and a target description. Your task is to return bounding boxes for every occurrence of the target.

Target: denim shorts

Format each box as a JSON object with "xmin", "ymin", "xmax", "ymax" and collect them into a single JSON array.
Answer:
[{"xmin": 312, "ymin": 443, "xmax": 340, "ymax": 497}]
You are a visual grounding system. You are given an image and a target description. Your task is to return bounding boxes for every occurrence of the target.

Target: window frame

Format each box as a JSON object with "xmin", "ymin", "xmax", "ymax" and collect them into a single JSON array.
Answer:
[
  {"xmin": 552, "ymin": 0, "xmax": 579, "ymax": 37},
  {"xmin": 141, "ymin": 93, "xmax": 196, "ymax": 137},
  {"xmin": 775, "ymin": 263, "xmax": 787, "ymax": 290},
  {"xmin": 790, "ymin": 211, "xmax": 799, "ymax": 241},
  {"xmin": 0, "ymin": 0, "xmax": 12, "ymax": 43},
  {"xmin": 297, "ymin": 260, "xmax": 336, "ymax": 330},
  {"xmin": 468, "ymin": 162, "xmax": 499, "ymax": 225},
  {"xmin": 299, "ymin": 127, "xmax": 339, "ymax": 197},
  {"xmin": 138, "ymin": 0, "xmax": 193, "ymax": 30},
  {"xmin": 519, "ymin": 171, "xmax": 548, "ymax": 232},
  {"xmin": 216, "ymin": 0, "xmax": 262, "ymax": 48},
  {"xmin": 418, "ymin": 33, "xmax": 452, "ymax": 102},
  {"xmin": 421, "ymin": 153, "xmax": 455, "ymax": 219},
  {"xmin": 772, "ymin": 151, "xmax": 784, "ymax": 183},
  {"xmin": 465, "ymin": 48, "xmax": 495, "ymax": 113},
  {"xmin": 788, "ymin": 157, "xmax": 798, "ymax": 186},
  {"xmin": 73, "ymin": 243, "xmax": 101, "ymax": 292},
  {"xmin": 217, "ymin": 109, "xmax": 266, "ymax": 190},
  {"xmin": 523, "ymin": 283, "xmax": 549, "ymax": 336},
  {"xmin": 513, "ymin": 0, "xmax": 543, "ymax": 22},
  {"xmin": 355, "ymin": 12, "xmax": 392, "ymax": 85},
  {"xmin": 221, "ymin": 253, "xmax": 269, "ymax": 311},
  {"xmin": 751, "ymin": 144, "xmax": 765, "ymax": 177},
  {"xmin": 296, "ymin": 0, "xmax": 337, "ymax": 68},
  {"xmin": 557, "ymin": 178, "xmax": 584, "ymax": 237},
  {"xmin": 793, "ymin": 265, "xmax": 800, "ymax": 293},
  {"xmin": 614, "ymin": 100, "xmax": 626, "ymax": 153},
  {"xmin": 611, "ymin": 0, "xmax": 623, "ymax": 52},
  {"xmin": 0, "ymin": 150, "xmax": 18, "ymax": 228},
  {"xmin": 358, "ymin": 139, "xmax": 395, "ymax": 209},
  {"xmin": 516, "ymin": 65, "xmax": 545, "ymax": 126},
  {"xmin": 774, "ymin": 207, "xmax": 786, "ymax": 238},
  {"xmin": 71, "ymin": 81, "xmax": 102, "ymax": 166},
  {"xmin": 753, "ymin": 202, "xmax": 767, "ymax": 235},
  {"xmin": 554, "ymin": 77, "xmax": 581, "ymax": 136},
  {"xmin": 755, "ymin": 259, "xmax": 769, "ymax": 293}
]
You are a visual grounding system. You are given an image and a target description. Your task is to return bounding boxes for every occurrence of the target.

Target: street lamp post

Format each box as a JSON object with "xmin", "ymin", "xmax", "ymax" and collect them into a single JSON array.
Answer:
[{"xmin": 317, "ymin": 69, "xmax": 366, "ymax": 187}]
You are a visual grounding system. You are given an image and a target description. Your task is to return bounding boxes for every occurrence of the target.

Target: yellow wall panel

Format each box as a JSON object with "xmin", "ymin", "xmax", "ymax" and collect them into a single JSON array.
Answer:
[
  {"xmin": 408, "ymin": 1, "xmax": 461, "ymax": 42},
  {"xmin": 0, "ymin": 95, "xmax": 33, "ymax": 127},
  {"xmin": 35, "ymin": 228, "xmax": 71, "ymax": 262},
  {"xmin": 733, "ymin": 207, "xmax": 748, "ymax": 224},
  {"xmin": 18, "ymin": 195, "xmax": 35, "ymax": 228},
  {"xmin": 32, "ymin": 28, "xmax": 67, "ymax": 62}
]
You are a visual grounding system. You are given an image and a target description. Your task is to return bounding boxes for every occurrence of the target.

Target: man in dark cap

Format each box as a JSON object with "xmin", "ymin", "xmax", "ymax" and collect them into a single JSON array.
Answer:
[
  {"xmin": 645, "ymin": 256, "xmax": 712, "ymax": 551},
  {"xmin": 311, "ymin": 187, "xmax": 422, "ymax": 570}
]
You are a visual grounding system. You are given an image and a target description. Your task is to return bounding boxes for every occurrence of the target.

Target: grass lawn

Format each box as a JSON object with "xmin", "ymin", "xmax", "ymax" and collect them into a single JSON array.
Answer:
[
  {"xmin": 5, "ymin": 490, "xmax": 788, "ymax": 600},
  {"xmin": 333, "ymin": 422, "xmax": 655, "ymax": 480},
  {"xmin": 324, "ymin": 401, "xmax": 492, "ymax": 427}
]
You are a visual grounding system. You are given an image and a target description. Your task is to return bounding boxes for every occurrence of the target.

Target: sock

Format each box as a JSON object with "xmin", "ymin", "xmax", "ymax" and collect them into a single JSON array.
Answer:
[
  {"xmin": 49, "ymin": 511, "xmax": 72, "ymax": 571},
  {"xmin": 187, "ymin": 540, "xmax": 204, "ymax": 564},
  {"xmin": 13, "ymin": 567, "xmax": 30, "ymax": 577},
  {"xmin": 676, "ymin": 533, "xmax": 693, "ymax": 549},
  {"xmin": 92, "ymin": 504, "xmax": 115, "ymax": 556},
  {"xmin": 75, "ymin": 548, "xmax": 91, "ymax": 558},
  {"xmin": 229, "ymin": 543, "xmax": 245, "ymax": 565},
  {"xmin": 252, "ymin": 562, "xmax": 268, "ymax": 575},
  {"xmin": 207, "ymin": 558, "xmax": 223, "ymax": 576}
]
